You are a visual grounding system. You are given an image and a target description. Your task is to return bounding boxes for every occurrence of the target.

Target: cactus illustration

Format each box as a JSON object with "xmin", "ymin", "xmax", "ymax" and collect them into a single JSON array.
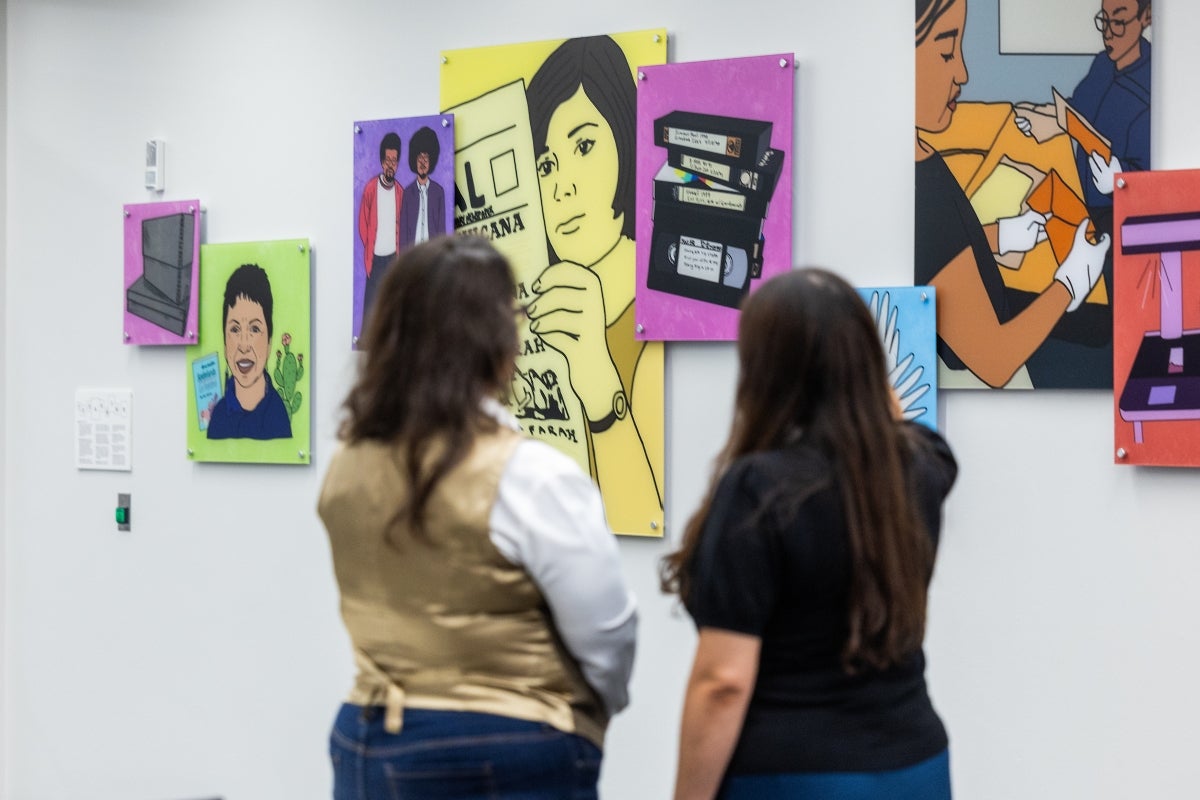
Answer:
[{"xmin": 273, "ymin": 332, "xmax": 305, "ymax": 418}]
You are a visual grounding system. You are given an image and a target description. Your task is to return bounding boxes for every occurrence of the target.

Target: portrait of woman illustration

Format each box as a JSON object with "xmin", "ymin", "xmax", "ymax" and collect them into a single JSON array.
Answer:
[
  {"xmin": 206, "ymin": 263, "xmax": 292, "ymax": 440},
  {"xmin": 525, "ymin": 35, "xmax": 663, "ymax": 526},
  {"xmin": 915, "ymin": 0, "xmax": 1111, "ymax": 388}
]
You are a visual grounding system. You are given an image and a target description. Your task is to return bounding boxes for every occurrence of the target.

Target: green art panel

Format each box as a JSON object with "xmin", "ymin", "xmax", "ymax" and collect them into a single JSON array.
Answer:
[{"xmin": 186, "ymin": 239, "xmax": 311, "ymax": 465}]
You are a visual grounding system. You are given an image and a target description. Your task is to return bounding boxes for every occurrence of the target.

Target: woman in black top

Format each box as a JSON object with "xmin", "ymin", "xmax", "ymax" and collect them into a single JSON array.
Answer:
[{"xmin": 662, "ymin": 269, "xmax": 958, "ymax": 799}]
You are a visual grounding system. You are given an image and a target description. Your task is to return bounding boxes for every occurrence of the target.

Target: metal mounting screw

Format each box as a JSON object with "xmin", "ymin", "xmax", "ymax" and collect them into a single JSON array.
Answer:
[
  {"xmin": 354, "ymin": 125, "xmax": 362, "ymax": 134},
  {"xmin": 1117, "ymin": 178, "xmax": 1127, "ymax": 189},
  {"xmin": 650, "ymin": 521, "xmax": 659, "ymax": 531},
  {"xmin": 638, "ymin": 71, "xmax": 646, "ymax": 81},
  {"xmin": 1116, "ymin": 448, "xmax": 1128, "ymax": 459},
  {"xmin": 635, "ymin": 323, "xmax": 645, "ymax": 333},
  {"xmin": 779, "ymin": 58, "xmax": 788, "ymax": 68},
  {"xmin": 441, "ymin": 118, "xmax": 450, "ymax": 128}
]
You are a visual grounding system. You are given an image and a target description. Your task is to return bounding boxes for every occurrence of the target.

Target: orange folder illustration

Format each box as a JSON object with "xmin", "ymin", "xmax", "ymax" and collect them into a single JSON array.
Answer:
[
  {"xmin": 1026, "ymin": 169, "xmax": 1095, "ymax": 264},
  {"xmin": 1053, "ymin": 88, "xmax": 1111, "ymax": 163}
]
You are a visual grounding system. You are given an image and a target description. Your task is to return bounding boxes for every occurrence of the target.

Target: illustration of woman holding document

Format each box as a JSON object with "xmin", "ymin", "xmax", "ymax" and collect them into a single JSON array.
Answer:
[
  {"xmin": 915, "ymin": 0, "xmax": 1111, "ymax": 388},
  {"xmin": 525, "ymin": 35, "xmax": 663, "ymax": 523}
]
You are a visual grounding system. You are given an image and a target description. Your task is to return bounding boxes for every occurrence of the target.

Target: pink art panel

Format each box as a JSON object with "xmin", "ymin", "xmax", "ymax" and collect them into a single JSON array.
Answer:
[
  {"xmin": 123, "ymin": 199, "xmax": 201, "ymax": 345},
  {"xmin": 635, "ymin": 53, "xmax": 794, "ymax": 341}
]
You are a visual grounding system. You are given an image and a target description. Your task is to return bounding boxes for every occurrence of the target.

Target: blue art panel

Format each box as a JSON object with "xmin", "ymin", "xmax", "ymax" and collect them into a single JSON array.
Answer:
[{"xmin": 857, "ymin": 286, "xmax": 938, "ymax": 431}]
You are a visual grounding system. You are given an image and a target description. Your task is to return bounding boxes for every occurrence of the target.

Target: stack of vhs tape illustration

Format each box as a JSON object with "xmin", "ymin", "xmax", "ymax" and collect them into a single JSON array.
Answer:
[{"xmin": 649, "ymin": 110, "xmax": 784, "ymax": 308}]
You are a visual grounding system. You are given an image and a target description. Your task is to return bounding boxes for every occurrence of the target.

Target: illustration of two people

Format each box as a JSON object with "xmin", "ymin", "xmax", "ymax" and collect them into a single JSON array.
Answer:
[
  {"xmin": 206, "ymin": 264, "xmax": 293, "ymax": 440},
  {"xmin": 358, "ymin": 127, "xmax": 446, "ymax": 325},
  {"xmin": 520, "ymin": 35, "xmax": 664, "ymax": 521},
  {"xmin": 915, "ymin": 0, "xmax": 1149, "ymax": 388}
]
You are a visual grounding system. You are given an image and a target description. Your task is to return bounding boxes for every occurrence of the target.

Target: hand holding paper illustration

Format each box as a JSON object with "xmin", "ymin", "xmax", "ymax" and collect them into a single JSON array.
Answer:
[
  {"xmin": 997, "ymin": 209, "xmax": 1049, "ymax": 255},
  {"xmin": 1054, "ymin": 218, "xmax": 1111, "ymax": 312},
  {"xmin": 1089, "ymin": 151, "xmax": 1123, "ymax": 195},
  {"xmin": 529, "ymin": 261, "xmax": 622, "ymax": 418},
  {"xmin": 1013, "ymin": 103, "xmax": 1061, "ymax": 143}
]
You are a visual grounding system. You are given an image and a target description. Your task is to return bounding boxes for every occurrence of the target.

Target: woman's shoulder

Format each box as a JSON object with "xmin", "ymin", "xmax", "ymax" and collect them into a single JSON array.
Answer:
[
  {"xmin": 901, "ymin": 422, "xmax": 958, "ymax": 494},
  {"xmin": 507, "ymin": 436, "xmax": 588, "ymax": 485}
]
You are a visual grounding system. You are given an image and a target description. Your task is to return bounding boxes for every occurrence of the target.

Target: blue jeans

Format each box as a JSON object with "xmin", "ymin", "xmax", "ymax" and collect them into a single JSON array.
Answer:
[
  {"xmin": 719, "ymin": 749, "xmax": 951, "ymax": 800},
  {"xmin": 329, "ymin": 703, "xmax": 602, "ymax": 800}
]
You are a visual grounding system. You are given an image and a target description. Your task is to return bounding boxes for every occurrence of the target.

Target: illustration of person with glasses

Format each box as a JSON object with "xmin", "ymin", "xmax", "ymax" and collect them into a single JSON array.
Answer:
[
  {"xmin": 358, "ymin": 131, "xmax": 404, "ymax": 325},
  {"xmin": 1016, "ymin": 1, "xmax": 1151, "ymax": 235}
]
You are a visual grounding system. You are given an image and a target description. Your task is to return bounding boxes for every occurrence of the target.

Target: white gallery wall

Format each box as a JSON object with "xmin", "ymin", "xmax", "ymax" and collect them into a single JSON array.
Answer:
[
  {"xmin": 6, "ymin": 1, "xmax": 1200, "ymax": 798},
  {"xmin": 1, "ymin": 0, "xmax": 9, "ymax": 788}
]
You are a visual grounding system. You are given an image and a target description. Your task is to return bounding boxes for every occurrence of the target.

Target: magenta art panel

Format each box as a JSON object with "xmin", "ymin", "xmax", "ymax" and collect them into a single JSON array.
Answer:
[
  {"xmin": 123, "ymin": 199, "xmax": 201, "ymax": 345},
  {"xmin": 635, "ymin": 53, "xmax": 794, "ymax": 341},
  {"xmin": 352, "ymin": 114, "xmax": 455, "ymax": 347}
]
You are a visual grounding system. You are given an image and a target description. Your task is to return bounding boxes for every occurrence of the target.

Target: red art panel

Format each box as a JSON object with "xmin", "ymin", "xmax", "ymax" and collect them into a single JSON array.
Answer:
[{"xmin": 1113, "ymin": 169, "xmax": 1200, "ymax": 466}]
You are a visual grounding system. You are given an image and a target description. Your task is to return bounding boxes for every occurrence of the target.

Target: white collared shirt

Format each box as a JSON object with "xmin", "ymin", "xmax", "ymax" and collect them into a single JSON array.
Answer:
[
  {"xmin": 416, "ymin": 181, "xmax": 430, "ymax": 244},
  {"xmin": 480, "ymin": 397, "xmax": 637, "ymax": 716}
]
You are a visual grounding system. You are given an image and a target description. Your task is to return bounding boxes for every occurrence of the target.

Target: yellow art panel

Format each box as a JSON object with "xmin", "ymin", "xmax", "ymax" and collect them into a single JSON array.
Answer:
[{"xmin": 442, "ymin": 31, "xmax": 666, "ymax": 537}]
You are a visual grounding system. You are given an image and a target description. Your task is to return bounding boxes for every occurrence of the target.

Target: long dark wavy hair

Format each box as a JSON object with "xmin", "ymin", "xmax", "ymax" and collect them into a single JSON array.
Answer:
[
  {"xmin": 660, "ymin": 269, "xmax": 933, "ymax": 672},
  {"xmin": 339, "ymin": 234, "xmax": 518, "ymax": 544}
]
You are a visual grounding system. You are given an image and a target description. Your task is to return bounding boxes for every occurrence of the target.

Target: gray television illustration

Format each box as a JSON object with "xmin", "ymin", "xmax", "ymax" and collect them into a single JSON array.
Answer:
[{"xmin": 126, "ymin": 212, "xmax": 194, "ymax": 336}]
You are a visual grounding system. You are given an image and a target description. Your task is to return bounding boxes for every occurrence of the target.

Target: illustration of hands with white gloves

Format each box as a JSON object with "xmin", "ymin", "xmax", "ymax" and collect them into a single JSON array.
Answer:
[
  {"xmin": 869, "ymin": 291, "xmax": 930, "ymax": 424},
  {"xmin": 1089, "ymin": 152, "xmax": 1123, "ymax": 195},
  {"xmin": 1053, "ymin": 219, "xmax": 1111, "ymax": 312},
  {"xmin": 1013, "ymin": 103, "xmax": 1061, "ymax": 143},
  {"xmin": 996, "ymin": 209, "xmax": 1049, "ymax": 256}
]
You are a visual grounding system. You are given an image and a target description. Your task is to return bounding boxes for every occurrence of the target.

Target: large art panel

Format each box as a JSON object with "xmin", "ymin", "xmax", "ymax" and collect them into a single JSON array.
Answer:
[
  {"xmin": 186, "ymin": 239, "xmax": 311, "ymax": 465},
  {"xmin": 915, "ymin": 0, "xmax": 1151, "ymax": 389},
  {"xmin": 1113, "ymin": 169, "xmax": 1200, "ymax": 467},
  {"xmin": 635, "ymin": 54, "xmax": 794, "ymax": 341},
  {"xmin": 441, "ymin": 31, "xmax": 666, "ymax": 536}
]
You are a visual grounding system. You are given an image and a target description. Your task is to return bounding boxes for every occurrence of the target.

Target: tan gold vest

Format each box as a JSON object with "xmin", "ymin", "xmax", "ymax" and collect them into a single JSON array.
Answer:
[{"xmin": 318, "ymin": 427, "xmax": 608, "ymax": 747}]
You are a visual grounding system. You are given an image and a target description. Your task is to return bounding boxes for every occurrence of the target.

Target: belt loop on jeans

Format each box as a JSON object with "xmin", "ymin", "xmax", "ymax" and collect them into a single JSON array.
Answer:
[{"xmin": 383, "ymin": 682, "xmax": 405, "ymax": 734}]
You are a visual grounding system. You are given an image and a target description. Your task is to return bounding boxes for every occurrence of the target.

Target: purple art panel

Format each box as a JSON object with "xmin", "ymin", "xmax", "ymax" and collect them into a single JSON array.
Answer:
[
  {"xmin": 123, "ymin": 199, "xmax": 201, "ymax": 345},
  {"xmin": 635, "ymin": 54, "xmax": 794, "ymax": 341},
  {"xmin": 352, "ymin": 114, "xmax": 456, "ymax": 347}
]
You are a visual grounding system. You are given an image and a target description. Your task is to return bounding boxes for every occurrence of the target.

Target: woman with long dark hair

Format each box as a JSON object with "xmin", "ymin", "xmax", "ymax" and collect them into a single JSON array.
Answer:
[
  {"xmin": 320, "ymin": 235, "xmax": 637, "ymax": 799},
  {"xmin": 663, "ymin": 269, "xmax": 958, "ymax": 799}
]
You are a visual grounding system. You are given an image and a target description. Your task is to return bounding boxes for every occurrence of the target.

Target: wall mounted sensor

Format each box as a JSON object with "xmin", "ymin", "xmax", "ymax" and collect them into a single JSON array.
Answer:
[{"xmin": 145, "ymin": 138, "xmax": 165, "ymax": 191}]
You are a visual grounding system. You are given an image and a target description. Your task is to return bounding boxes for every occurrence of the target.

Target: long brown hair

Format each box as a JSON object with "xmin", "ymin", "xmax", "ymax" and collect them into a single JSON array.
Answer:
[
  {"xmin": 660, "ymin": 269, "xmax": 932, "ymax": 671},
  {"xmin": 340, "ymin": 234, "xmax": 518, "ymax": 543}
]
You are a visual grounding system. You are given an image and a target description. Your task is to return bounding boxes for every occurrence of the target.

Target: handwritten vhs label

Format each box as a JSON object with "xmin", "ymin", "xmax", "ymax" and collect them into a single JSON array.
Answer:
[{"xmin": 677, "ymin": 236, "xmax": 724, "ymax": 283}]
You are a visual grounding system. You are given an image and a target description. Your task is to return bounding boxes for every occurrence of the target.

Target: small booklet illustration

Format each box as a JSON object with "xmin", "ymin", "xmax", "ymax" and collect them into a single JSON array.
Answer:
[
  {"xmin": 192, "ymin": 352, "xmax": 222, "ymax": 431},
  {"xmin": 1053, "ymin": 88, "xmax": 1112, "ymax": 162}
]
